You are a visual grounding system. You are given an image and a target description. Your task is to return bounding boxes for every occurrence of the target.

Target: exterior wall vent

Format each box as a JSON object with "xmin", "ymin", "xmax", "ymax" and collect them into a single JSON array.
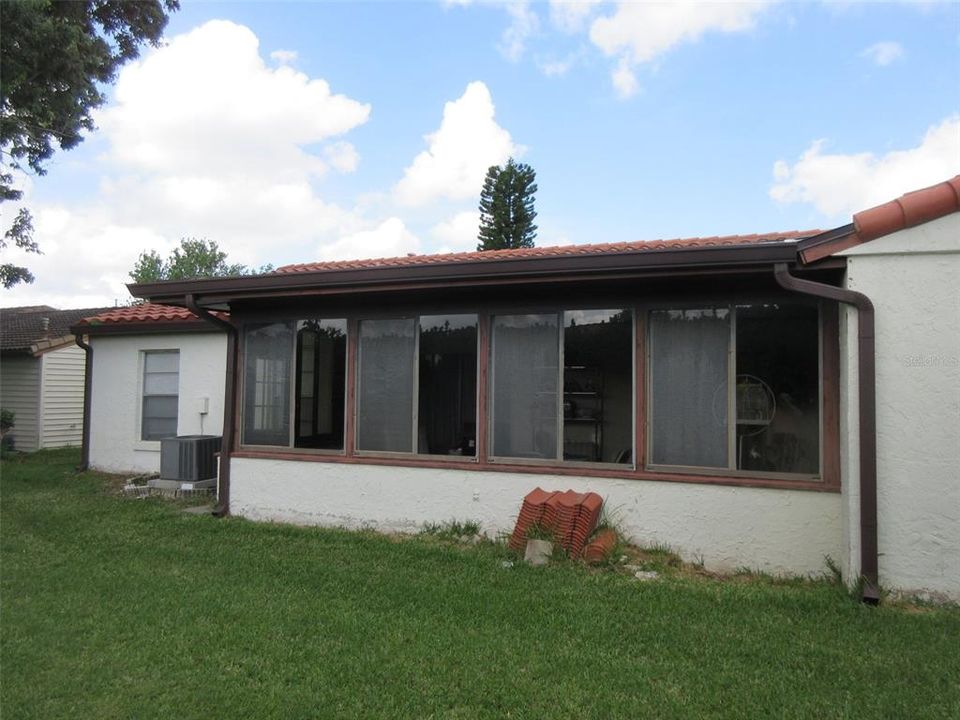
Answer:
[{"xmin": 160, "ymin": 435, "xmax": 221, "ymax": 481}]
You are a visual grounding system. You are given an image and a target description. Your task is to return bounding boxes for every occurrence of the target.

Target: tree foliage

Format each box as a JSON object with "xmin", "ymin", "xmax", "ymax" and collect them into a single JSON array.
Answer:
[
  {"xmin": 0, "ymin": 0, "xmax": 179, "ymax": 288},
  {"xmin": 476, "ymin": 157, "xmax": 538, "ymax": 251},
  {"xmin": 130, "ymin": 238, "xmax": 273, "ymax": 283}
]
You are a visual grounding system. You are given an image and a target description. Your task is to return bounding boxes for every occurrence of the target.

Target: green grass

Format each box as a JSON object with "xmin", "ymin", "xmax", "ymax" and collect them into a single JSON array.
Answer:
[{"xmin": 2, "ymin": 449, "xmax": 958, "ymax": 719}]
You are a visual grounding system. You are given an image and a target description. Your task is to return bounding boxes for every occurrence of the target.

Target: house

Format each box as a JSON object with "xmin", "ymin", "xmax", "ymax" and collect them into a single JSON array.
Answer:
[
  {"xmin": 71, "ymin": 304, "xmax": 227, "ymax": 475},
  {"xmin": 0, "ymin": 305, "xmax": 111, "ymax": 452},
  {"xmin": 117, "ymin": 176, "xmax": 957, "ymax": 601}
]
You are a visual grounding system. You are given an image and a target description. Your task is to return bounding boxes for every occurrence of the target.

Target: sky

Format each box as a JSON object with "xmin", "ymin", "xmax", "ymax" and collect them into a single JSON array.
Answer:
[{"xmin": 2, "ymin": 0, "xmax": 958, "ymax": 309}]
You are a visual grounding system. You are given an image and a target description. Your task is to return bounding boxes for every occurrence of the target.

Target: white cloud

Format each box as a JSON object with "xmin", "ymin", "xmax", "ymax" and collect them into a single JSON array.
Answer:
[
  {"xmin": 769, "ymin": 115, "xmax": 960, "ymax": 219},
  {"xmin": 97, "ymin": 20, "xmax": 370, "ymax": 180},
  {"xmin": 611, "ymin": 57, "xmax": 639, "ymax": 99},
  {"xmin": 2, "ymin": 20, "xmax": 379, "ymax": 308},
  {"xmin": 323, "ymin": 142, "xmax": 360, "ymax": 173},
  {"xmin": 394, "ymin": 81, "xmax": 519, "ymax": 207},
  {"xmin": 860, "ymin": 41, "xmax": 904, "ymax": 66},
  {"xmin": 589, "ymin": 2, "xmax": 772, "ymax": 97},
  {"xmin": 498, "ymin": 2, "xmax": 540, "ymax": 61},
  {"xmin": 432, "ymin": 210, "xmax": 481, "ymax": 253},
  {"xmin": 549, "ymin": 0, "xmax": 603, "ymax": 33},
  {"xmin": 270, "ymin": 48, "xmax": 298, "ymax": 64},
  {"xmin": 318, "ymin": 217, "xmax": 420, "ymax": 261}
]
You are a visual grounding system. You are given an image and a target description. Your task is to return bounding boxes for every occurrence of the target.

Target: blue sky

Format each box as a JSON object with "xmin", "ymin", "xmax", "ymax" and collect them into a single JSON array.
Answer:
[{"xmin": 3, "ymin": 1, "xmax": 958, "ymax": 308}]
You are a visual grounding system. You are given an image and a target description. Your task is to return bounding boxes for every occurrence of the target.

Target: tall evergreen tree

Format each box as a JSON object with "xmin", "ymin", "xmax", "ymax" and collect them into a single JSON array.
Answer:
[{"xmin": 476, "ymin": 157, "xmax": 537, "ymax": 251}]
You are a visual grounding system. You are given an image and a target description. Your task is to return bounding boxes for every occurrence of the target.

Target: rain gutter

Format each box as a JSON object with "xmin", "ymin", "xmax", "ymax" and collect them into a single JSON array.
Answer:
[
  {"xmin": 774, "ymin": 263, "xmax": 880, "ymax": 604},
  {"xmin": 73, "ymin": 333, "xmax": 93, "ymax": 472}
]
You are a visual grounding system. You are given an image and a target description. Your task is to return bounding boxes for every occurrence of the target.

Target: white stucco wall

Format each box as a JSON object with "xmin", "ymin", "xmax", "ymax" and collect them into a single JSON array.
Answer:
[
  {"xmin": 231, "ymin": 457, "xmax": 842, "ymax": 577},
  {"xmin": 840, "ymin": 212, "xmax": 960, "ymax": 600},
  {"xmin": 88, "ymin": 332, "xmax": 227, "ymax": 474}
]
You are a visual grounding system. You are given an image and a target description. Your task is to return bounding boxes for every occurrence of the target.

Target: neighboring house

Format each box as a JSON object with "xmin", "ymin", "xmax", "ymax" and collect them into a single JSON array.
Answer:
[
  {"xmin": 72, "ymin": 305, "xmax": 227, "ymax": 475},
  {"xmin": 0, "ymin": 305, "xmax": 111, "ymax": 452},
  {"xmin": 119, "ymin": 176, "xmax": 958, "ymax": 602}
]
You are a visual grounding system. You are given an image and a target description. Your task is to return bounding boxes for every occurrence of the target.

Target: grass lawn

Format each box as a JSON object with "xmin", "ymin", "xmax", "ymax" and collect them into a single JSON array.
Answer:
[{"xmin": 2, "ymin": 449, "xmax": 958, "ymax": 719}]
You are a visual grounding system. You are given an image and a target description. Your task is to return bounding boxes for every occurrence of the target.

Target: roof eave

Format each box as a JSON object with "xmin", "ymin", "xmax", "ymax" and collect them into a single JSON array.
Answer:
[
  {"xmin": 71, "ymin": 320, "xmax": 222, "ymax": 337},
  {"xmin": 129, "ymin": 242, "xmax": 811, "ymax": 306}
]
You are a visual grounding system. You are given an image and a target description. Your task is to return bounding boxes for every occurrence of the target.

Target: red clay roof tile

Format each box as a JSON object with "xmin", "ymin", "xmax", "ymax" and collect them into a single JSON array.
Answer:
[
  {"xmin": 853, "ymin": 175, "xmax": 960, "ymax": 243},
  {"xmin": 75, "ymin": 303, "xmax": 227, "ymax": 327},
  {"xmin": 275, "ymin": 231, "xmax": 818, "ymax": 275}
]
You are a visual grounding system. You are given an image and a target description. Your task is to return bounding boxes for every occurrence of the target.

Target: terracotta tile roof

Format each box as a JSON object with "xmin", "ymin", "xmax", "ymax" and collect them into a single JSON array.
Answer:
[
  {"xmin": 75, "ymin": 303, "xmax": 226, "ymax": 327},
  {"xmin": 854, "ymin": 175, "xmax": 960, "ymax": 242},
  {"xmin": 275, "ymin": 230, "xmax": 819, "ymax": 275},
  {"xmin": 1, "ymin": 306, "xmax": 113, "ymax": 352},
  {"xmin": 799, "ymin": 175, "xmax": 960, "ymax": 264}
]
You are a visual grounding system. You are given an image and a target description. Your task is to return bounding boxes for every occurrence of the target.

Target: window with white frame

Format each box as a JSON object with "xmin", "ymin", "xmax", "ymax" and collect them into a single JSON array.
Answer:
[
  {"xmin": 648, "ymin": 301, "xmax": 820, "ymax": 476},
  {"xmin": 141, "ymin": 350, "xmax": 179, "ymax": 441}
]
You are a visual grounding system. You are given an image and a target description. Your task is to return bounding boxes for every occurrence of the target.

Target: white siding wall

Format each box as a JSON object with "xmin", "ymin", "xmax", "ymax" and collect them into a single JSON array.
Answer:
[
  {"xmin": 89, "ymin": 332, "xmax": 227, "ymax": 474},
  {"xmin": 839, "ymin": 212, "xmax": 960, "ymax": 600},
  {"xmin": 231, "ymin": 458, "xmax": 843, "ymax": 577},
  {"xmin": 0, "ymin": 355, "xmax": 41, "ymax": 452},
  {"xmin": 39, "ymin": 344, "xmax": 86, "ymax": 448}
]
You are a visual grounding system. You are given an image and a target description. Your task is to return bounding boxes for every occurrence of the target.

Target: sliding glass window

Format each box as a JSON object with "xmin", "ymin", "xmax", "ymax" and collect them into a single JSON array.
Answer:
[
  {"xmin": 242, "ymin": 318, "xmax": 347, "ymax": 449},
  {"xmin": 648, "ymin": 301, "xmax": 820, "ymax": 476},
  {"xmin": 418, "ymin": 315, "xmax": 477, "ymax": 456},
  {"xmin": 295, "ymin": 319, "xmax": 347, "ymax": 450},
  {"xmin": 357, "ymin": 315, "xmax": 478, "ymax": 455},
  {"xmin": 491, "ymin": 309, "xmax": 633, "ymax": 464},
  {"xmin": 243, "ymin": 322, "xmax": 294, "ymax": 446}
]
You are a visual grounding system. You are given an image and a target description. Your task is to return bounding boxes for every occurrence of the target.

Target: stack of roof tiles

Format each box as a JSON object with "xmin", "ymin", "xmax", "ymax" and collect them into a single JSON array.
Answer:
[{"xmin": 509, "ymin": 488, "xmax": 603, "ymax": 558}]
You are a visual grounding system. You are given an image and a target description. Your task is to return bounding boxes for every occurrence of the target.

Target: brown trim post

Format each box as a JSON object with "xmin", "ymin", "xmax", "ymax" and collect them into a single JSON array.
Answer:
[
  {"xmin": 634, "ymin": 308, "xmax": 646, "ymax": 469},
  {"xmin": 476, "ymin": 312, "xmax": 490, "ymax": 465},
  {"xmin": 185, "ymin": 295, "xmax": 237, "ymax": 517}
]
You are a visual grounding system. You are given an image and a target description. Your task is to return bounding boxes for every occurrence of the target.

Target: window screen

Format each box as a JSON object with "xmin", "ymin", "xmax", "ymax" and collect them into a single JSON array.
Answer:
[
  {"xmin": 357, "ymin": 318, "xmax": 416, "ymax": 452},
  {"xmin": 491, "ymin": 314, "xmax": 559, "ymax": 459},
  {"xmin": 142, "ymin": 351, "xmax": 179, "ymax": 441},
  {"xmin": 295, "ymin": 319, "xmax": 347, "ymax": 450},
  {"xmin": 418, "ymin": 315, "xmax": 477, "ymax": 456},
  {"xmin": 243, "ymin": 322, "xmax": 294, "ymax": 446},
  {"xmin": 649, "ymin": 308, "xmax": 730, "ymax": 468}
]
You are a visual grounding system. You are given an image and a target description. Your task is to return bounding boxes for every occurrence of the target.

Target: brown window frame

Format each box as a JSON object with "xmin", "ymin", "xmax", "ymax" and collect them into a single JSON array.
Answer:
[{"xmin": 232, "ymin": 295, "xmax": 841, "ymax": 493}]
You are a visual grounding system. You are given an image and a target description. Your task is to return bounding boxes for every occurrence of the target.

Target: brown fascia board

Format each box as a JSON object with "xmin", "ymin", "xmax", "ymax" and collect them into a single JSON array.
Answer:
[
  {"xmin": 70, "ymin": 320, "xmax": 223, "ymax": 337},
  {"xmin": 129, "ymin": 242, "xmax": 806, "ymax": 306},
  {"xmin": 797, "ymin": 224, "xmax": 858, "ymax": 265}
]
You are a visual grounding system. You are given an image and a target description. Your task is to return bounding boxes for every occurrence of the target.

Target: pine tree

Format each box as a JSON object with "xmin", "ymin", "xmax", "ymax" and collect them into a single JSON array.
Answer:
[{"xmin": 476, "ymin": 157, "xmax": 538, "ymax": 251}]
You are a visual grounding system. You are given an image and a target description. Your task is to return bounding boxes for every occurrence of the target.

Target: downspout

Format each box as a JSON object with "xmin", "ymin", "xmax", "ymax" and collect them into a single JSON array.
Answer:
[
  {"xmin": 74, "ymin": 334, "xmax": 93, "ymax": 472},
  {"xmin": 185, "ymin": 294, "xmax": 237, "ymax": 517},
  {"xmin": 774, "ymin": 263, "xmax": 880, "ymax": 604}
]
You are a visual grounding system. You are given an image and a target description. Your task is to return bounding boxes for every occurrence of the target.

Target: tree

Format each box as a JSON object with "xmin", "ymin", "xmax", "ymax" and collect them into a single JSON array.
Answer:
[
  {"xmin": 476, "ymin": 157, "xmax": 538, "ymax": 251},
  {"xmin": 130, "ymin": 238, "xmax": 273, "ymax": 283},
  {"xmin": 0, "ymin": 0, "xmax": 180, "ymax": 288}
]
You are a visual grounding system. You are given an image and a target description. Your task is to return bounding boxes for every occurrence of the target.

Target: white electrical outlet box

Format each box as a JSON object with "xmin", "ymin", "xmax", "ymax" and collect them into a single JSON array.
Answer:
[{"xmin": 197, "ymin": 396, "xmax": 209, "ymax": 415}]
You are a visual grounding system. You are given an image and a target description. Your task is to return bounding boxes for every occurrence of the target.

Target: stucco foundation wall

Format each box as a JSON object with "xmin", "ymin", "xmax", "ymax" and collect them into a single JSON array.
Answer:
[
  {"xmin": 840, "ymin": 213, "xmax": 960, "ymax": 600},
  {"xmin": 231, "ymin": 457, "xmax": 842, "ymax": 577},
  {"xmin": 89, "ymin": 332, "xmax": 227, "ymax": 474}
]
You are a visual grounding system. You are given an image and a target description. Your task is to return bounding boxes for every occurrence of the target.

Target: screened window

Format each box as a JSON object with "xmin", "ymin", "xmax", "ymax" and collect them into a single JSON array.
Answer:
[
  {"xmin": 357, "ymin": 319, "xmax": 416, "ymax": 452},
  {"xmin": 418, "ymin": 315, "xmax": 477, "ymax": 456},
  {"xmin": 648, "ymin": 302, "xmax": 820, "ymax": 475},
  {"xmin": 491, "ymin": 310, "xmax": 632, "ymax": 463},
  {"xmin": 295, "ymin": 319, "xmax": 347, "ymax": 450},
  {"xmin": 357, "ymin": 315, "xmax": 478, "ymax": 455},
  {"xmin": 243, "ymin": 322, "xmax": 294, "ymax": 446},
  {"xmin": 141, "ymin": 350, "xmax": 179, "ymax": 441}
]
